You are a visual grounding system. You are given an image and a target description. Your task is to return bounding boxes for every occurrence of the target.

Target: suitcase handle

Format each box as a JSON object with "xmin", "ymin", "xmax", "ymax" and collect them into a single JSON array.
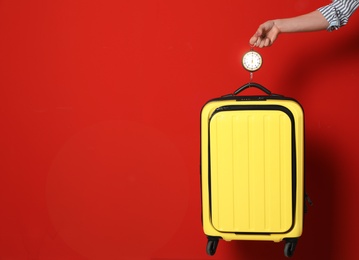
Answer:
[{"xmin": 233, "ymin": 82, "xmax": 272, "ymax": 95}]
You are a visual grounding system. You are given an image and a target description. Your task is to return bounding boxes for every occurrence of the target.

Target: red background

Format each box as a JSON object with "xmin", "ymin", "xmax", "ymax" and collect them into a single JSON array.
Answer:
[{"xmin": 1, "ymin": 0, "xmax": 359, "ymax": 259}]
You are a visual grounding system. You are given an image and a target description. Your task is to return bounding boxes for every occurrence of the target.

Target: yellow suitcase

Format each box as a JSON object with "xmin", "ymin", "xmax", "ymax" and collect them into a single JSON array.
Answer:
[{"xmin": 200, "ymin": 83, "xmax": 309, "ymax": 257}]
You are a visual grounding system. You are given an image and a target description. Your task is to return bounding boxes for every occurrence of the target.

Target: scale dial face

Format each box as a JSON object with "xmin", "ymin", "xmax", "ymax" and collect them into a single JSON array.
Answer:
[{"xmin": 242, "ymin": 50, "xmax": 262, "ymax": 72}]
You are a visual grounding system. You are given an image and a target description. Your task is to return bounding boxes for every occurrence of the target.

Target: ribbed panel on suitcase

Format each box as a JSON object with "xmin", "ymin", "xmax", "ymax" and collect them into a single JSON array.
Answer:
[{"xmin": 209, "ymin": 110, "xmax": 293, "ymax": 233}]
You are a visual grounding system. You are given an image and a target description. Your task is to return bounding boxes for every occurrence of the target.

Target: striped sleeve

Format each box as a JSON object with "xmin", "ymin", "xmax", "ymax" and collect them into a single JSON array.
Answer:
[{"xmin": 318, "ymin": 0, "xmax": 359, "ymax": 31}]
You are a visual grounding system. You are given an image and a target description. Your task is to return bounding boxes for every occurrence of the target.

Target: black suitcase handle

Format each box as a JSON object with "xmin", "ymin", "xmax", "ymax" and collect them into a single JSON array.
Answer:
[{"xmin": 234, "ymin": 82, "xmax": 272, "ymax": 95}]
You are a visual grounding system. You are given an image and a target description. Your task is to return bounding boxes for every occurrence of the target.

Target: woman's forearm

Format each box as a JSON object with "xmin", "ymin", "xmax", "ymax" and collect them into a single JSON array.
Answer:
[{"xmin": 273, "ymin": 10, "xmax": 329, "ymax": 33}]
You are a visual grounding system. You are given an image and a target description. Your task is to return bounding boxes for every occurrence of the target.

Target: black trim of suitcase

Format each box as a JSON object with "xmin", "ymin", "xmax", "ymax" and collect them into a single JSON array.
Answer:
[{"xmin": 207, "ymin": 104, "xmax": 297, "ymax": 235}]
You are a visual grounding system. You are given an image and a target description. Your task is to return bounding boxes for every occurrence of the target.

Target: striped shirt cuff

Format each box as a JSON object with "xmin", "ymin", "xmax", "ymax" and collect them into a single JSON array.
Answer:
[{"xmin": 318, "ymin": 0, "xmax": 359, "ymax": 31}]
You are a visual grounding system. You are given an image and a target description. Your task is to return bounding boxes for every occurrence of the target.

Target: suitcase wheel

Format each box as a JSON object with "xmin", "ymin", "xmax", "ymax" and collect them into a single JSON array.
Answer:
[
  {"xmin": 206, "ymin": 237, "xmax": 219, "ymax": 256},
  {"xmin": 284, "ymin": 238, "xmax": 298, "ymax": 258}
]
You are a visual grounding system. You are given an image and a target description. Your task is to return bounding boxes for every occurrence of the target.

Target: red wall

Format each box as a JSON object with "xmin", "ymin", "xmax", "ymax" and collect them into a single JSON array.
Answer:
[{"xmin": 1, "ymin": 0, "xmax": 359, "ymax": 259}]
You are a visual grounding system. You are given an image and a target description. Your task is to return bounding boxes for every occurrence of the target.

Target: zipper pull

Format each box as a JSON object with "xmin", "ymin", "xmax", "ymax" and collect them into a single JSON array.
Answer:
[{"xmin": 304, "ymin": 192, "xmax": 313, "ymax": 213}]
